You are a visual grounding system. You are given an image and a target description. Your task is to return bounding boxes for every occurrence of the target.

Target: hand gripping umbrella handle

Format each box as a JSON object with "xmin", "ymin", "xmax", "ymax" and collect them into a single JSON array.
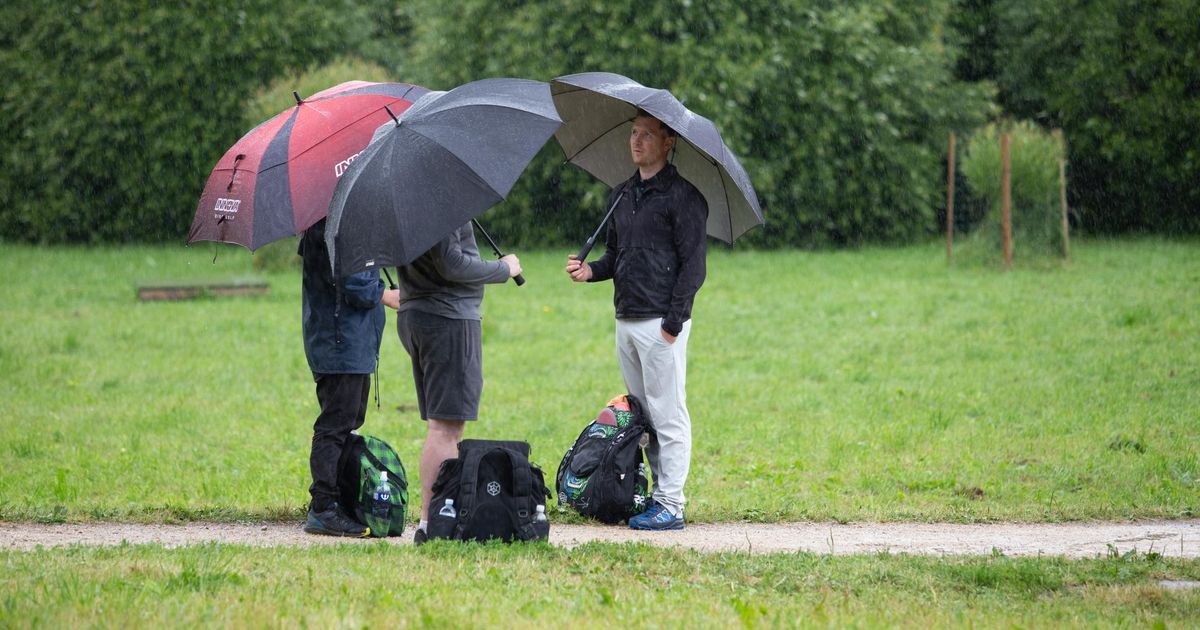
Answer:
[
  {"xmin": 471, "ymin": 219, "xmax": 524, "ymax": 287},
  {"xmin": 576, "ymin": 191, "xmax": 624, "ymax": 262}
]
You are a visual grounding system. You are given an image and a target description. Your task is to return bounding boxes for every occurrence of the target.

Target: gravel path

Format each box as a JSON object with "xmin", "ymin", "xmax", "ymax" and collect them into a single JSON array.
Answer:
[{"xmin": 4, "ymin": 520, "xmax": 1198, "ymax": 558}]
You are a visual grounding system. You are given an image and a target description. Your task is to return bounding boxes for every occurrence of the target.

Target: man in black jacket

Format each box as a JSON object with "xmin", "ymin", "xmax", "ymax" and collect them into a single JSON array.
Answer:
[
  {"xmin": 299, "ymin": 218, "xmax": 399, "ymax": 536},
  {"xmin": 565, "ymin": 109, "xmax": 708, "ymax": 531}
]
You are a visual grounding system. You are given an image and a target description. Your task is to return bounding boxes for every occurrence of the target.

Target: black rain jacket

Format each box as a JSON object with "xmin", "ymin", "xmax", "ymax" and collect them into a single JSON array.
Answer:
[{"xmin": 587, "ymin": 164, "xmax": 708, "ymax": 336}]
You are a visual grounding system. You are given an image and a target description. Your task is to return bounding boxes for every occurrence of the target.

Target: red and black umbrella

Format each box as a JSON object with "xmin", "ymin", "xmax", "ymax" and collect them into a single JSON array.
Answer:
[{"xmin": 188, "ymin": 81, "xmax": 430, "ymax": 251}]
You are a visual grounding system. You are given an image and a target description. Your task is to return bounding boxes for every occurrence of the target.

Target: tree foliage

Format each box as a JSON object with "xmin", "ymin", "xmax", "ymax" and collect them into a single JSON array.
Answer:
[
  {"xmin": 952, "ymin": 0, "xmax": 1200, "ymax": 235},
  {"xmin": 0, "ymin": 1, "xmax": 375, "ymax": 244},
  {"xmin": 961, "ymin": 121, "xmax": 1063, "ymax": 210},
  {"xmin": 2, "ymin": 0, "xmax": 997, "ymax": 247},
  {"xmin": 396, "ymin": 0, "xmax": 994, "ymax": 247}
]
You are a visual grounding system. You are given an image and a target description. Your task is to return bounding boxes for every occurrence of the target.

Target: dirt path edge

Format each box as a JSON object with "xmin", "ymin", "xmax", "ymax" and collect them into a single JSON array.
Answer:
[{"xmin": 4, "ymin": 520, "xmax": 1198, "ymax": 558}]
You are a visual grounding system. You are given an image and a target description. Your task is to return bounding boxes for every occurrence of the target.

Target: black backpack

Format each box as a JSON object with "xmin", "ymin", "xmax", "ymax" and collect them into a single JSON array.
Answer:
[
  {"xmin": 426, "ymin": 439, "xmax": 551, "ymax": 543},
  {"xmin": 556, "ymin": 394, "xmax": 653, "ymax": 524}
]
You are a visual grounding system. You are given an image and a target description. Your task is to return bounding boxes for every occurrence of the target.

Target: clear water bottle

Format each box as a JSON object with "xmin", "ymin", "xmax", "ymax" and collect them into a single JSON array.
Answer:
[
  {"xmin": 438, "ymin": 498, "xmax": 457, "ymax": 518},
  {"xmin": 533, "ymin": 504, "xmax": 548, "ymax": 524},
  {"xmin": 372, "ymin": 471, "xmax": 391, "ymax": 521}
]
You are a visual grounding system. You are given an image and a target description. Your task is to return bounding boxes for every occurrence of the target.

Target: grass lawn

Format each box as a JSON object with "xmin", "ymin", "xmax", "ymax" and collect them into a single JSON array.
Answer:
[
  {"xmin": 2, "ymin": 542, "xmax": 1197, "ymax": 628},
  {"xmin": 2, "ymin": 238, "xmax": 1197, "ymax": 627},
  {"xmin": 0, "ymin": 238, "xmax": 1196, "ymax": 523}
]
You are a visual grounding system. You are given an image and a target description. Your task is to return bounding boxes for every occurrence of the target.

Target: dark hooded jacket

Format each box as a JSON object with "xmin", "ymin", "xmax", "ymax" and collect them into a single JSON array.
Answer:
[
  {"xmin": 299, "ymin": 218, "xmax": 385, "ymax": 376},
  {"xmin": 587, "ymin": 164, "xmax": 708, "ymax": 336}
]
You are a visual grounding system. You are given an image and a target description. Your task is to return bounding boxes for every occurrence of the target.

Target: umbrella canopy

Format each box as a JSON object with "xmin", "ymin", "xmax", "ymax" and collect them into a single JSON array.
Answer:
[
  {"xmin": 188, "ymin": 81, "xmax": 430, "ymax": 251},
  {"xmin": 325, "ymin": 78, "xmax": 561, "ymax": 277},
  {"xmin": 550, "ymin": 72, "xmax": 763, "ymax": 243}
]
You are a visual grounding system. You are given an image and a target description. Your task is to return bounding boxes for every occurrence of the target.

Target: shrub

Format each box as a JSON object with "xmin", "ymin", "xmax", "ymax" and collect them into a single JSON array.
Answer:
[
  {"xmin": 241, "ymin": 57, "xmax": 399, "ymax": 130},
  {"xmin": 396, "ymin": 0, "xmax": 994, "ymax": 248},
  {"xmin": 959, "ymin": 120, "xmax": 1066, "ymax": 263},
  {"xmin": 951, "ymin": 0, "xmax": 1200, "ymax": 235},
  {"xmin": 0, "ymin": 1, "xmax": 375, "ymax": 245},
  {"xmin": 0, "ymin": 1, "xmax": 997, "ymax": 249}
]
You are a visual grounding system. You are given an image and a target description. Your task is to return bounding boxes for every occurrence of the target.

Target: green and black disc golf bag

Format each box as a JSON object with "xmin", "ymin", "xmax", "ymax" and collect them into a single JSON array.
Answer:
[
  {"xmin": 556, "ymin": 394, "xmax": 653, "ymax": 524},
  {"xmin": 426, "ymin": 439, "xmax": 551, "ymax": 543},
  {"xmin": 337, "ymin": 433, "xmax": 408, "ymax": 537}
]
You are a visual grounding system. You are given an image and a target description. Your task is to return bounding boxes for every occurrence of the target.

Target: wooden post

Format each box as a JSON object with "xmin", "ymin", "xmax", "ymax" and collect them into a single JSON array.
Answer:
[
  {"xmin": 1053, "ymin": 129, "xmax": 1070, "ymax": 261},
  {"xmin": 1000, "ymin": 132, "xmax": 1013, "ymax": 268},
  {"xmin": 946, "ymin": 132, "xmax": 956, "ymax": 263},
  {"xmin": 1058, "ymin": 157, "xmax": 1069, "ymax": 260}
]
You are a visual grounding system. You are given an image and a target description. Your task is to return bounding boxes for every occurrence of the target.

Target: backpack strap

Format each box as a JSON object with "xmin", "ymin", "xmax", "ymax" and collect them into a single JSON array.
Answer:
[
  {"xmin": 359, "ymin": 446, "xmax": 408, "ymax": 491},
  {"xmin": 626, "ymin": 394, "xmax": 655, "ymax": 436}
]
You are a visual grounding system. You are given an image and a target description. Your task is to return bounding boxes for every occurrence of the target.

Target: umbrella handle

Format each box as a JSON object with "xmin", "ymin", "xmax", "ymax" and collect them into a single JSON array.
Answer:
[
  {"xmin": 471, "ymin": 219, "xmax": 525, "ymax": 287},
  {"xmin": 576, "ymin": 191, "xmax": 623, "ymax": 262}
]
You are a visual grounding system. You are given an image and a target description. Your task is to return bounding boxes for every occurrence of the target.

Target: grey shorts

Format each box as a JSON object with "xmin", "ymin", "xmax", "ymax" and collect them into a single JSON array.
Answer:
[{"xmin": 395, "ymin": 309, "xmax": 483, "ymax": 421}]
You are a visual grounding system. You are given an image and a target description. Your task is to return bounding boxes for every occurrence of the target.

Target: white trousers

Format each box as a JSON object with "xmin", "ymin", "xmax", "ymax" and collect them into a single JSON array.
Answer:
[{"xmin": 615, "ymin": 318, "xmax": 692, "ymax": 517}]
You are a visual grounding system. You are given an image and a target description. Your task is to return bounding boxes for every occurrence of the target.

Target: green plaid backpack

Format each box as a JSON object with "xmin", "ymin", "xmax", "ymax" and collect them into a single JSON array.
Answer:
[{"xmin": 337, "ymin": 433, "xmax": 408, "ymax": 537}]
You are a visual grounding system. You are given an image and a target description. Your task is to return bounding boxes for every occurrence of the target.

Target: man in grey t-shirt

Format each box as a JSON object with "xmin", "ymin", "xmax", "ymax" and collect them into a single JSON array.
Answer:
[{"xmin": 395, "ymin": 222, "xmax": 521, "ymax": 544}]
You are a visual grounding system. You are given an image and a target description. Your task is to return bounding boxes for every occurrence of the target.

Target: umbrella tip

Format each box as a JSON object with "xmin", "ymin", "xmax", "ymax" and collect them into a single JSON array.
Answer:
[
  {"xmin": 293, "ymin": 91, "xmax": 303, "ymax": 105},
  {"xmin": 384, "ymin": 105, "xmax": 400, "ymax": 126}
]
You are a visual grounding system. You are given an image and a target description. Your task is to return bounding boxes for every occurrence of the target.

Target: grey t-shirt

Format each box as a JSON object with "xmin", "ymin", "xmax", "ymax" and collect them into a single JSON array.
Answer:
[{"xmin": 395, "ymin": 223, "xmax": 510, "ymax": 320}]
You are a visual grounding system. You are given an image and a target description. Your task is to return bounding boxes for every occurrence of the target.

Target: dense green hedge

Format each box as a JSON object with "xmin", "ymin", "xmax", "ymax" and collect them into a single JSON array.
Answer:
[
  {"xmin": 0, "ymin": 1, "xmax": 376, "ymax": 244},
  {"xmin": 4, "ymin": 1, "xmax": 1195, "ymax": 245},
  {"xmin": 952, "ymin": 0, "xmax": 1200, "ymax": 235},
  {"xmin": 394, "ymin": 0, "xmax": 994, "ymax": 247},
  {"xmin": 0, "ymin": 1, "xmax": 994, "ymax": 248}
]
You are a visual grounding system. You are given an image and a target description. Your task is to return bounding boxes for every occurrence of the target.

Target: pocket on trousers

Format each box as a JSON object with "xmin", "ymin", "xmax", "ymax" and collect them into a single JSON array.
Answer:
[{"xmin": 413, "ymin": 318, "xmax": 454, "ymax": 364}]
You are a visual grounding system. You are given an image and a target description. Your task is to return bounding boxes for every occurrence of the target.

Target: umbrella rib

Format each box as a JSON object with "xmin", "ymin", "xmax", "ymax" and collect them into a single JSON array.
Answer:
[
  {"xmin": 287, "ymin": 103, "xmax": 412, "ymax": 163},
  {"xmin": 422, "ymin": 102, "xmax": 560, "ymax": 127},
  {"xmin": 562, "ymin": 118, "xmax": 631, "ymax": 164}
]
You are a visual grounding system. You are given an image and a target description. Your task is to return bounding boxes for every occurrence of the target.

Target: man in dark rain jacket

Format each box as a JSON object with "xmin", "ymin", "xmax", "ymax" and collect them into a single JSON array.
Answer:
[
  {"xmin": 566, "ymin": 109, "xmax": 708, "ymax": 531},
  {"xmin": 299, "ymin": 218, "xmax": 399, "ymax": 537}
]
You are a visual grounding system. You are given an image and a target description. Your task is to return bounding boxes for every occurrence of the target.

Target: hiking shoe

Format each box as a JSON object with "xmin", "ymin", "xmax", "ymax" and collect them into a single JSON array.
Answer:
[
  {"xmin": 413, "ymin": 527, "xmax": 428, "ymax": 546},
  {"xmin": 304, "ymin": 502, "xmax": 370, "ymax": 537},
  {"xmin": 628, "ymin": 503, "xmax": 684, "ymax": 531}
]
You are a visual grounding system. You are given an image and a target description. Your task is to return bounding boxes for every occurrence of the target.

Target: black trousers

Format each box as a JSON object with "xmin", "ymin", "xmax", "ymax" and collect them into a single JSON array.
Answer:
[{"xmin": 309, "ymin": 373, "xmax": 371, "ymax": 512}]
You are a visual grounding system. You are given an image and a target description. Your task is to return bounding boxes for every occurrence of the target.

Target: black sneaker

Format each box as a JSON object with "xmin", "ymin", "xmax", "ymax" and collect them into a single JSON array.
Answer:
[
  {"xmin": 304, "ymin": 502, "xmax": 370, "ymax": 537},
  {"xmin": 413, "ymin": 527, "xmax": 428, "ymax": 546}
]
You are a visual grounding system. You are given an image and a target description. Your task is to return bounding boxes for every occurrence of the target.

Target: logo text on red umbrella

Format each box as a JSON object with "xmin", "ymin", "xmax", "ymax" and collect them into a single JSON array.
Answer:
[
  {"xmin": 214, "ymin": 198, "xmax": 241, "ymax": 214},
  {"xmin": 334, "ymin": 151, "xmax": 364, "ymax": 178}
]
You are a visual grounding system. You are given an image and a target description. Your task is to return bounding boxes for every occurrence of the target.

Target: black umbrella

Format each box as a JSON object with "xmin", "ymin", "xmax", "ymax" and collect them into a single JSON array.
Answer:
[
  {"xmin": 550, "ymin": 72, "xmax": 763, "ymax": 258},
  {"xmin": 325, "ymin": 78, "xmax": 562, "ymax": 279}
]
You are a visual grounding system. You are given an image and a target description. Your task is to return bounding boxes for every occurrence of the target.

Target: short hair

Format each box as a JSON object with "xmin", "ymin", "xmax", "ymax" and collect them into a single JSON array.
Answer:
[{"xmin": 634, "ymin": 108, "xmax": 676, "ymax": 138}]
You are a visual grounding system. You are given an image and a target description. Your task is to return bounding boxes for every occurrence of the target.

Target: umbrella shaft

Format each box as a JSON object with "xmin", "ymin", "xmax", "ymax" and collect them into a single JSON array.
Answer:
[
  {"xmin": 577, "ymin": 191, "xmax": 623, "ymax": 262},
  {"xmin": 471, "ymin": 219, "xmax": 524, "ymax": 287},
  {"xmin": 472, "ymin": 218, "xmax": 504, "ymax": 257}
]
